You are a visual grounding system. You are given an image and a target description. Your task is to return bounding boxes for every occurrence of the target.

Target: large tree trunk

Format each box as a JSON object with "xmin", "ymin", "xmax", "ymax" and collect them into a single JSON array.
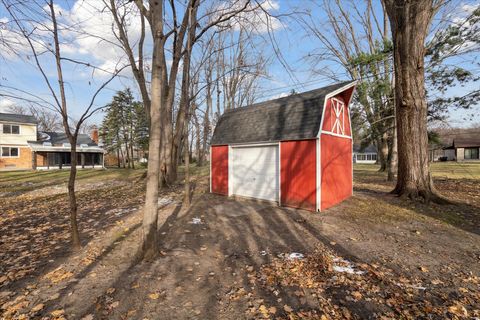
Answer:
[
  {"xmin": 383, "ymin": 0, "xmax": 441, "ymax": 201},
  {"xmin": 142, "ymin": 1, "xmax": 164, "ymax": 259}
]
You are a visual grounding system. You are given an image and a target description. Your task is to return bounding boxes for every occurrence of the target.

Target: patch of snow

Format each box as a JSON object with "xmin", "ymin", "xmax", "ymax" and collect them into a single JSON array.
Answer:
[
  {"xmin": 287, "ymin": 252, "xmax": 304, "ymax": 260},
  {"xmin": 158, "ymin": 197, "xmax": 173, "ymax": 206},
  {"xmin": 332, "ymin": 257, "xmax": 365, "ymax": 275},
  {"xmin": 190, "ymin": 217, "xmax": 203, "ymax": 224}
]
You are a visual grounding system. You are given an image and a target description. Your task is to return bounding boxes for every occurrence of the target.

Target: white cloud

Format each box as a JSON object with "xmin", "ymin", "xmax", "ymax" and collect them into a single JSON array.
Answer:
[{"xmin": 0, "ymin": 98, "xmax": 15, "ymax": 112}]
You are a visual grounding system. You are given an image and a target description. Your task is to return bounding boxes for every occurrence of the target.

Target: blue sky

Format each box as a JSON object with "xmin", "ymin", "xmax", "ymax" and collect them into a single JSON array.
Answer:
[{"xmin": 0, "ymin": 0, "xmax": 478, "ymax": 128}]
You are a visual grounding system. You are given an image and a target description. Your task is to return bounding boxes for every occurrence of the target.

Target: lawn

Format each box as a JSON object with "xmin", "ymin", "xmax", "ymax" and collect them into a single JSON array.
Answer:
[
  {"xmin": 0, "ymin": 164, "xmax": 479, "ymax": 319},
  {"xmin": 354, "ymin": 161, "xmax": 480, "ymax": 180}
]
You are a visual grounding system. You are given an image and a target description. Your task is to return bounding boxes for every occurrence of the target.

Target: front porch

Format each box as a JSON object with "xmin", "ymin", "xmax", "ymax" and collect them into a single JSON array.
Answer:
[{"xmin": 33, "ymin": 151, "xmax": 104, "ymax": 170}]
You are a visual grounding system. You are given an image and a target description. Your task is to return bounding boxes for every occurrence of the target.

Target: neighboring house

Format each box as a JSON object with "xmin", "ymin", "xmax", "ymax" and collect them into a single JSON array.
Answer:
[
  {"xmin": 210, "ymin": 81, "xmax": 356, "ymax": 212},
  {"xmin": 353, "ymin": 145, "xmax": 377, "ymax": 164},
  {"xmin": 0, "ymin": 113, "xmax": 105, "ymax": 170},
  {"xmin": 443, "ymin": 138, "xmax": 480, "ymax": 162},
  {"xmin": 0, "ymin": 113, "xmax": 38, "ymax": 170}
]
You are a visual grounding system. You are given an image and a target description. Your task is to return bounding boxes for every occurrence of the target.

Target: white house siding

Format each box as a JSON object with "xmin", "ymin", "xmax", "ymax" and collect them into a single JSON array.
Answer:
[{"xmin": 0, "ymin": 122, "xmax": 37, "ymax": 146}]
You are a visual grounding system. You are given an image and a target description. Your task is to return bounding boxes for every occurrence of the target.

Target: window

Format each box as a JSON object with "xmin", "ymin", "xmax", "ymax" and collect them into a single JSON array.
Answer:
[
  {"xmin": 2, "ymin": 124, "xmax": 20, "ymax": 134},
  {"xmin": 63, "ymin": 143, "xmax": 71, "ymax": 148},
  {"xmin": 1, "ymin": 147, "xmax": 19, "ymax": 157},
  {"xmin": 465, "ymin": 148, "xmax": 479, "ymax": 160},
  {"xmin": 80, "ymin": 144, "xmax": 89, "ymax": 148},
  {"xmin": 357, "ymin": 154, "xmax": 366, "ymax": 161}
]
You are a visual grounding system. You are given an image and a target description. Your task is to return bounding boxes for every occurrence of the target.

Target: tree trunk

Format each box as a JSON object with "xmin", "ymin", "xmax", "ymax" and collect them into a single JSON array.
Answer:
[
  {"xmin": 383, "ymin": 0, "xmax": 441, "ymax": 201},
  {"xmin": 141, "ymin": 0, "xmax": 164, "ymax": 259},
  {"xmin": 387, "ymin": 115, "xmax": 398, "ymax": 181},
  {"xmin": 184, "ymin": 128, "xmax": 190, "ymax": 207},
  {"xmin": 68, "ymin": 143, "xmax": 81, "ymax": 249},
  {"xmin": 194, "ymin": 112, "xmax": 202, "ymax": 166},
  {"xmin": 377, "ymin": 135, "xmax": 389, "ymax": 172}
]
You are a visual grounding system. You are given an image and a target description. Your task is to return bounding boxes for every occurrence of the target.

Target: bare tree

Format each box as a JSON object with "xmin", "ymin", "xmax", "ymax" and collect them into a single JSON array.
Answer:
[
  {"xmin": 7, "ymin": 105, "xmax": 62, "ymax": 132},
  {"xmin": 0, "ymin": 0, "xmax": 124, "ymax": 249},
  {"xmin": 107, "ymin": 0, "xmax": 263, "ymax": 259},
  {"xmin": 300, "ymin": 0, "xmax": 395, "ymax": 173}
]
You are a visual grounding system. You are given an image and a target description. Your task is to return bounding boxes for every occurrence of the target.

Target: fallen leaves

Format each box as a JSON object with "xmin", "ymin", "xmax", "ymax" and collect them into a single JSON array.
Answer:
[
  {"xmin": 148, "ymin": 292, "xmax": 160, "ymax": 300},
  {"xmin": 43, "ymin": 267, "xmax": 74, "ymax": 284}
]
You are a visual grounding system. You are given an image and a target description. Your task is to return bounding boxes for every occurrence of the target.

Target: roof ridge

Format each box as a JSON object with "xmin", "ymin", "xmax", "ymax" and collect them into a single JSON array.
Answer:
[{"xmin": 222, "ymin": 80, "xmax": 355, "ymax": 115}]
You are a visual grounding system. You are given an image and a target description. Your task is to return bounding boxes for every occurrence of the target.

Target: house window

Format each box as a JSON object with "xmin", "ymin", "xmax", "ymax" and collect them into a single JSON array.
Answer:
[
  {"xmin": 2, "ymin": 124, "xmax": 20, "ymax": 134},
  {"xmin": 357, "ymin": 154, "xmax": 366, "ymax": 161},
  {"xmin": 464, "ymin": 148, "xmax": 479, "ymax": 160},
  {"xmin": 1, "ymin": 147, "xmax": 19, "ymax": 157}
]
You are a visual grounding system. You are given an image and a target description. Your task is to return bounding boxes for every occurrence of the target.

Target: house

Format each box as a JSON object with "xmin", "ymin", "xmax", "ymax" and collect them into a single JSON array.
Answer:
[
  {"xmin": 443, "ymin": 138, "xmax": 480, "ymax": 161},
  {"xmin": 0, "ymin": 113, "xmax": 105, "ymax": 170},
  {"xmin": 353, "ymin": 144, "xmax": 377, "ymax": 164},
  {"xmin": 209, "ymin": 81, "xmax": 356, "ymax": 212}
]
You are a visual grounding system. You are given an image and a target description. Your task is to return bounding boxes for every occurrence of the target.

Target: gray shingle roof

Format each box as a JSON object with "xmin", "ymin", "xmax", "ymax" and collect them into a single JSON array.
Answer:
[
  {"xmin": 353, "ymin": 144, "xmax": 377, "ymax": 153},
  {"xmin": 210, "ymin": 81, "xmax": 355, "ymax": 145},
  {"xmin": 0, "ymin": 113, "xmax": 37, "ymax": 124},
  {"xmin": 38, "ymin": 131, "xmax": 98, "ymax": 146}
]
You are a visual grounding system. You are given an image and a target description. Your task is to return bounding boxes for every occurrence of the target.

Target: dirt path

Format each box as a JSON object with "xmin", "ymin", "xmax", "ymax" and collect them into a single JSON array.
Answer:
[{"xmin": 1, "ymin": 174, "xmax": 479, "ymax": 319}]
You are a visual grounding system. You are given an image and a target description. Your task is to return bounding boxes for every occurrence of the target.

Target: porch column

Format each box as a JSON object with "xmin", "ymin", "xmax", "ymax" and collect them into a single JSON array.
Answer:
[
  {"xmin": 32, "ymin": 151, "xmax": 37, "ymax": 170},
  {"xmin": 81, "ymin": 153, "xmax": 85, "ymax": 169}
]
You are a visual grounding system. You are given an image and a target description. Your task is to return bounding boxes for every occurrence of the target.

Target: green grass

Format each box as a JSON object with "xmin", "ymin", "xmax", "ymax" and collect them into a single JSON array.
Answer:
[
  {"xmin": 0, "ymin": 168, "xmax": 146, "ymax": 193},
  {"xmin": 354, "ymin": 162, "xmax": 480, "ymax": 180}
]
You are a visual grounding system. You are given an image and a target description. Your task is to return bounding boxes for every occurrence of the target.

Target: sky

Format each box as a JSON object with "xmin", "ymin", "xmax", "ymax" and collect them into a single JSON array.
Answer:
[{"xmin": 0, "ymin": 0, "xmax": 478, "ymax": 128}]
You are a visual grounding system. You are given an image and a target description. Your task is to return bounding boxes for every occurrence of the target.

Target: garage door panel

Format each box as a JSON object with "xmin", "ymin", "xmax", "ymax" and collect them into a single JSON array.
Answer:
[{"xmin": 232, "ymin": 145, "xmax": 279, "ymax": 202}]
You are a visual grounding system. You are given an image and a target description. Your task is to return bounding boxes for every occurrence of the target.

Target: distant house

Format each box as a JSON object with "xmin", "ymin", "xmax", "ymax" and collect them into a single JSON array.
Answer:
[
  {"xmin": 353, "ymin": 145, "xmax": 377, "ymax": 164},
  {"xmin": 0, "ymin": 113, "xmax": 104, "ymax": 171},
  {"xmin": 443, "ymin": 138, "xmax": 480, "ymax": 162}
]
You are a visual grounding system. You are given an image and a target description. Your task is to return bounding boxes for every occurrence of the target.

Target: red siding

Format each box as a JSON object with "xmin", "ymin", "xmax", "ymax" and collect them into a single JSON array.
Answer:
[
  {"xmin": 211, "ymin": 146, "xmax": 228, "ymax": 195},
  {"xmin": 281, "ymin": 140, "xmax": 317, "ymax": 211},
  {"xmin": 320, "ymin": 134, "xmax": 352, "ymax": 210}
]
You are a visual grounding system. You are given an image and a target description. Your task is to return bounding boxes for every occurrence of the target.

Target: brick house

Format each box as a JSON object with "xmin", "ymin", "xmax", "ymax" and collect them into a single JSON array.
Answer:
[{"xmin": 0, "ymin": 113, "xmax": 105, "ymax": 171}]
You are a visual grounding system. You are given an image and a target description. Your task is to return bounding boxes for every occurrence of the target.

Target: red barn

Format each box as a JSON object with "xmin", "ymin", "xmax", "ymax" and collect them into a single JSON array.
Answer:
[{"xmin": 210, "ymin": 81, "xmax": 356, "ymax": 211}]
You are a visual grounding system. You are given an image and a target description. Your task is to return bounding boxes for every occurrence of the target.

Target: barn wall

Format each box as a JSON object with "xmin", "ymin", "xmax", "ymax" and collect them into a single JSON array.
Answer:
[
  {"xmin": 320, "ymin": 134, "xmax": 352, "ymax": 210},
  {"xmin": 280, "ymin": 139, "xmax": 317, "ymax": 211},
  {"xmin": 211, "ymin": 145, "xmax": 229, "ymax": 195}
]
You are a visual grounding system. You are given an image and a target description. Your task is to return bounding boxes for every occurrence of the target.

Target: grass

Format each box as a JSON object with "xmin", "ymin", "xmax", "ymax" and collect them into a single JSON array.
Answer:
[
  {"xmin": 0, "ymin": 168, "xmax": 146, "ymax": 193},
  {"xmin": 354, "ymin": 162, "xmax": 480, "ymax": 180}
]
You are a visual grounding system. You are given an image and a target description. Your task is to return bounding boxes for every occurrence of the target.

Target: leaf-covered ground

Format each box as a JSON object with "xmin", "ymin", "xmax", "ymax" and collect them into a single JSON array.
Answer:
[{"xmin": 0, "ymin": 164, "xmax": 479, "ymax": 319}]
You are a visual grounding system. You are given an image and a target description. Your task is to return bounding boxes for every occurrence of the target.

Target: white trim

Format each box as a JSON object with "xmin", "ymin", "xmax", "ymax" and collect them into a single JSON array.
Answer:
[
  {"xmin": 278, "ymin": 142, "xmax": 282, "ymax": 206},
  {"xmin": 320, "ymin": 130, "xmax": 352, "ymax": 139},
  {"xmin": 351, "ymin": 138, "xmax": 354, "ymax": 196},
  {"xmin": 228, "ymin": 145, "xmax": 233, "ymax": 196},
  {"xmin": 316, "ymin": 138, "xmax": 321, "ymax": 212},
  {"xmin": 227, "ymin": 142, "xmax": 279, "ymax": 148}
]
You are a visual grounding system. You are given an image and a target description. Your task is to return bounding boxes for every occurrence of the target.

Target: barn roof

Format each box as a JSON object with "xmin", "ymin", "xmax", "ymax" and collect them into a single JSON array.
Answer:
[
  {"xmin": 0, "ymin": 113, "xmax": 37, "ymax": 124},
  {"xmin": 211, "ymin": 81, "xmax": 355, "ymax": 145}
]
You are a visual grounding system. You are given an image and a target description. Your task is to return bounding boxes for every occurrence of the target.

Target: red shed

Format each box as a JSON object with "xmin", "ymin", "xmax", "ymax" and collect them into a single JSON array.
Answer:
[{"xmin": 210, "ymin": 81, "xmax": 356, "ymax": 211}]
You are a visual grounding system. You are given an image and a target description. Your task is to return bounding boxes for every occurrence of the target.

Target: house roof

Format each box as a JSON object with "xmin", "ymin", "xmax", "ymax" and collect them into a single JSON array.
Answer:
[
  {"xmin": 0, "ymin": 113, "xmax": 37, "ymax": 124},
  {"xmin": 210, "ymin": 81, "xmax": 356, "ymax": 145},
  {"xmin": 29, "ymin": 131, "xmax": 98, "ymax": 146},
  {"xmin": 45, "ymin": 132, "xmax": 97, "ymax": 146},
  {"xmin": 453, "ymin": 138, "xmax": 480, "ymax": 148},
  {"xmin": 353, "ymin": 144, "xmax": 377, "ymax": 153}
]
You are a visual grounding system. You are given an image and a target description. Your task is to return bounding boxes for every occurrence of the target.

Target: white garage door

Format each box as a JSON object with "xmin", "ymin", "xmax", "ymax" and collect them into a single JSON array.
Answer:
[{"xmin": 231, "ymin": 145, "xmax": 279, "ymax": 202}]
